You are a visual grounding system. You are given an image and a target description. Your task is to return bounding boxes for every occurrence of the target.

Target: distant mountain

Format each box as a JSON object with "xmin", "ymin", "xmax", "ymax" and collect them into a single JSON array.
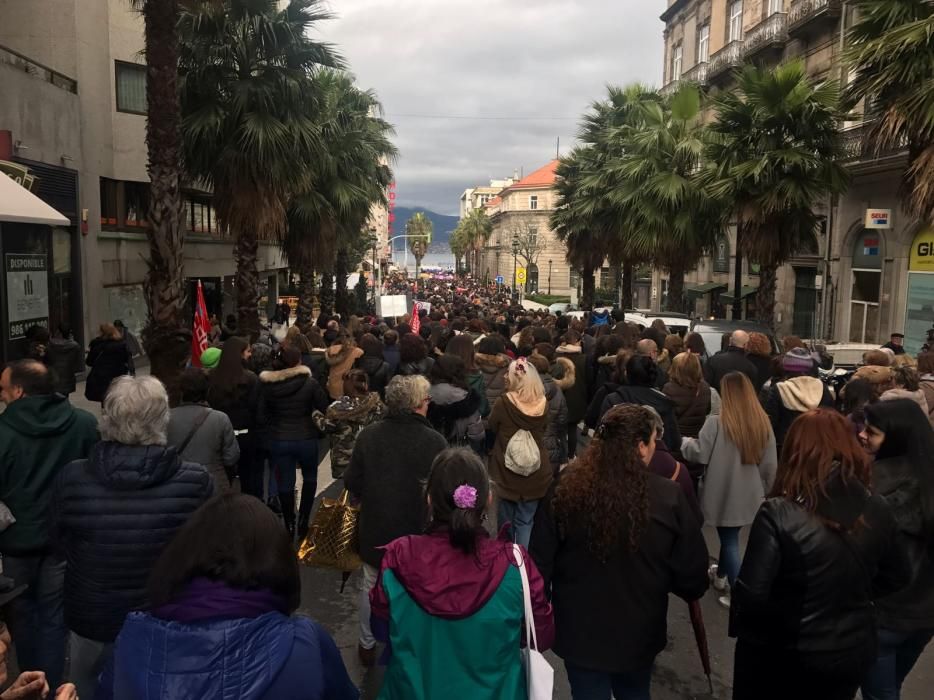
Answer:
[{"xmin": 392, "ymin": 207, "xmax": 458, "ymax": 249}]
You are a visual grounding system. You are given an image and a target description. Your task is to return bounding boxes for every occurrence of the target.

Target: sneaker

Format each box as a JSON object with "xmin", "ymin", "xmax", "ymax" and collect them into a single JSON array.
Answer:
[
  {"xmin": 708, "ymin": 564, "xmax": 729, "ymax": 593},
  {"xmin": 358, "ymin": 643, "xmax": 377, "ymax": 668},
  {"xmin": 718, "ymin": 594, "xmax": 731, "ymax": 609}
]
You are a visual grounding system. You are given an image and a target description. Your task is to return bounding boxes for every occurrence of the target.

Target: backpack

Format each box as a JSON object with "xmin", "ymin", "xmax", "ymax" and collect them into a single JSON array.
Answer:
[{"xmin": 504, "ymin": 429, "xmax": 541, "ymax": 476}]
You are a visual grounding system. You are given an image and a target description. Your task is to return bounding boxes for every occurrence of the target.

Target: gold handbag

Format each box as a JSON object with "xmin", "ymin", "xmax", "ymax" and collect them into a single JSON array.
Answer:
[{"xmin": 297, "ymin": 489, "xmax": 362, "ymax": 576}]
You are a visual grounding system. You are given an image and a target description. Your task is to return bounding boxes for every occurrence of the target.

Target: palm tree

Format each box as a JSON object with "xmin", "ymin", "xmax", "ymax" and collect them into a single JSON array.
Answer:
[
  {"xmin": 706, "ymin": 62, "xmax": 849, "ymax": 327},
  {"xmin": 610, "ymin": 85, "xmax": 723, "ymax": 312},
  {"xmin": 458, "ymin": 209, "xmax": 492, "ymax": 275},
  {"xmin": 846, "ymin": 0, "xmax": 934, "ymax": 223},
  {"xmin": 177, "ymin": 0, "xmax": 341, "ymax": 339},
  {"xmin": 130, "ymin": 0, "xmax": 189, "ymax": 398},
  {"xmin": 284, "ymin": 70, "xmax": 396, "ymax": 325},
  {"xmin": 449, "ymin": 222, "xmax": 470, "ymax": 275},
  {"xmin": 406, "ymin": 212, "xmax": 432, "ymax": 287}
]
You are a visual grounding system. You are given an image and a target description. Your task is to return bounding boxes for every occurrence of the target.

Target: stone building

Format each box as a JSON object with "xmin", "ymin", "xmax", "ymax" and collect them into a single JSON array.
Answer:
[
  {"xmin": 459, "ymin": 177, "xmax": 516, "ymax": 220},
  {"xmin": 0, "ymin": 0, "xmax": 288, "ymax": 363},
  {"xmin": 658, "ymin": 0, "xmax": 927, "ymax": 348}
]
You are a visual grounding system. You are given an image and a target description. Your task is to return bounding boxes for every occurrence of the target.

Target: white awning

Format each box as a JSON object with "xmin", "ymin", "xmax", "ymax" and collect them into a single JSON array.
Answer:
[{"xmin": 0, "ymin": 172, "xmax": 70, "ymax": 226}]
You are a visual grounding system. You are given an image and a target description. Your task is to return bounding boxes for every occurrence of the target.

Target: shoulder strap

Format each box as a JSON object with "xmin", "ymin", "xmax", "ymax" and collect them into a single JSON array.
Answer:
[
  {"xmin": 177, "ymin": 408, "xmax": 212, "ymax": 456},
  {"xmin": 670, "ymin": 462, "xmax": 682, "ymax": 481},
  {"xmin": 512, "ymin": 544, "xmax": 539, "ymax": 652}
]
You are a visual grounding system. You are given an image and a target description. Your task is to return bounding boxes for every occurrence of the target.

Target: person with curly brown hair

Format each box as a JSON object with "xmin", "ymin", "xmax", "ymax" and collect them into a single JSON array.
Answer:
[{"xmin": 530, "ymin": 404, "xmax": 708, "ymax": 699}]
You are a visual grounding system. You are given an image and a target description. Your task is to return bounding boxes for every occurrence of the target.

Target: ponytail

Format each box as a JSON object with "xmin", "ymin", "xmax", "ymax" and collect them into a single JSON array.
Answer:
[{"xmin": 425, "ymin": 448, "xmax": 490, "ymax": 555}]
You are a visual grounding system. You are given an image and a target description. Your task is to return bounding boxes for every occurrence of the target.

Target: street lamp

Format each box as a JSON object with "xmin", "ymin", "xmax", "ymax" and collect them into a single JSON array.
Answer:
[
  {"xmin": 369, "ymin": 233, "xmax": 379, "ymax": 309},
  {"xmin": 548, "ymin": 258, "xmax": 553, "ymax": 296},
  {"xmin": 511, "ymin": 234, "xmax": 520, "ymax": 304}
]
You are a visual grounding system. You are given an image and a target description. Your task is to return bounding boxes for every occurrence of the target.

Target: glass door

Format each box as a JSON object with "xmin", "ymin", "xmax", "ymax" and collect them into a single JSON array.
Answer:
[{"xmin": 849, "ymin": 269, "xmax": 881, "ymax": 343}]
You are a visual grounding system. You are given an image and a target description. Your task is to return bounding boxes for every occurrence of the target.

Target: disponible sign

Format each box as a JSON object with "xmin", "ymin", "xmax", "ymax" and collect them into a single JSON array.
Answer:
[
  {"xmin": 865, "ymin": 209, "xmax": 892, "ymax": 229},
  {"xmin": 5, "ymin": 253, "xmax": 49, "ymax": 339}
]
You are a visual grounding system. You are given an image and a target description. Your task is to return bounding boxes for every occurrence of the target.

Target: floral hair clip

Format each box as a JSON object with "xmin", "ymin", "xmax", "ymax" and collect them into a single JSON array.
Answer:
[
  {"xmin": 514, "ymin": 357, "xmax": 528, "ymax": 375},
  {"xmin": 453, "ymin": 484, "xmax": 478, "ymax": 510}
]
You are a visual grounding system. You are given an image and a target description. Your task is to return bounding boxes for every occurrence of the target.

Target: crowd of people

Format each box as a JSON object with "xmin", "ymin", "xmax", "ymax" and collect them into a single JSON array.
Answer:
[{"xmin": 0, "ymin": 271, "xmax": 932, "ymax": 700}]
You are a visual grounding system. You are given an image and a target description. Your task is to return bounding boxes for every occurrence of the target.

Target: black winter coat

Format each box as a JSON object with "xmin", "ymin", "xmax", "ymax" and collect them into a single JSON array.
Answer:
[
  {"xmin": 730, "ymin": 472, "xmax": 907, "ymax": 665},
  {"xmin": 47, "ymin": 338, "xmax": 83, "ymax": 395},
  {"xmin": 663, "ymin": 380, "xmax": 713, "ymax": 439},
  {"xmin": 52, "ymin": 441, "xmax": 213, "ymax": 642},
  {"xmin": 542, "ymin": 375, "xmax": 569, "ymax": 469},
  {"xmin": 394, "ymin": 357, "xmax": 434, "ymax": 378},
  {"xmin": 344, "ymin": 413, "xmax": 447, "ymax": 567},
  {"xmin": 207, "ymin": 370, "xmax": 260, "ymax": 431},
  {"xmin": 258, "ymin": 366, "xmax": 329, "ymax": 442},
  {"xmin": 600, "ymin": 385, "xmax": 682, "ymax": 454},
  {"xmin": 530, "ymin": 472, "xmax": 709, "ymax": 674},
  {"xmin": 704, "ymin": 347, "xmax": 758, "ymax": 393},
  {"xmin": 84, "ymin": 338, "xmax": 131, "ymax": 402},
  {"xmin": 747, "ymin": 353, "xmax": 772, "ymax": 393},
  {"xmin": 356, "ymin": 355, "xmax": 392, "ymax": 397}
]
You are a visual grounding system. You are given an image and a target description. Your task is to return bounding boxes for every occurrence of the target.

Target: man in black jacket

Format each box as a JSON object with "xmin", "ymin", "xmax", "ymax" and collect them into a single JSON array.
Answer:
[
  {"xmin": 344, "ymin": 374, "xmax": 447, "ymax": 667},
  {"xmin": 705, "ymin": 330, "xmax": 758, "ymax": 392}
]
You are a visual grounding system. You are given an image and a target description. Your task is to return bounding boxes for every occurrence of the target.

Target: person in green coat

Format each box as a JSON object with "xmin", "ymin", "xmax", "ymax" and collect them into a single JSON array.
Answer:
[{"xmin": 370, "ymin": 448, "xmax": 553, "ymax": 699}]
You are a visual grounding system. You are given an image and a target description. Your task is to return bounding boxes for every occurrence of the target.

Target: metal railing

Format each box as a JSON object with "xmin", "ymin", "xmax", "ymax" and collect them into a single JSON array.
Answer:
[
  {"xmin": 744, "ymin": 12, "xmax": 788, "ymax": 55},
  {"xmin": 683, "ymin": 62, "xmax": 709, "ymax": 85},
  {"xmin": 708, "ymin": 41, "xmax": 744, "ymax": 79},
  {"xmin": 660, "ymin": 79, "xmax": 681, "ymax": 97},
  {"xmin": 0, "ymin": 43, "xmax": 77, "ymax": 93},
  {"xmin": 840, "ymin": 123, "xmax": 909, "ymax": 162},
  {"xmin": 788, "ymin": 0, "xmax": 841, "ymax": 30}
]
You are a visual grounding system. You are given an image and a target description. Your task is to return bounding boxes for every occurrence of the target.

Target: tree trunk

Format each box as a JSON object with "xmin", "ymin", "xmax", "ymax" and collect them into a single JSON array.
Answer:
[
  {"xmin": 732, "ymin": 217, "xmax": 744, "ymax": 321},
  {"xmin": 581, "ymin": 270, "xmax": 596, "ymax": 310},
  {"xmin": 140, "ymin": 0, "xmax": 189, "ymax": 402},
  {"xmin": 296, "ymin": 262, "xmax": 315, "ymax": 328},
  {"xmin": 667, "ymin": 257, "xmax": 686, "ymax": 313},
  {"xmin": 334, "ymin": 248, "xmax": 350, "ymax": 318},
  {"xmin": 621, "ymin": 259, "xmax": 634, "ymax": 309},
  {"xmin": 319, "ymin": 271, "xmax": 334, "ymax": 315},
  {"xmin": 235, "ymin": 232, "xmax": 260, "ymax": 341},
  {"xmin": 756, "ymin": 260, "xmax": 779, "ymax": 332}
]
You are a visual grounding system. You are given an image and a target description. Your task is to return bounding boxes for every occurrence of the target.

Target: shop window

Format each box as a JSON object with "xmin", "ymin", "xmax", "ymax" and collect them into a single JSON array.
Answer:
[
  {"xmin": 115, "ymin": 62, "xmax": 147, "ymax": 114},
  {"xmin": 100, "ymin": 178, "xmax": 118, "ymax": 226}
]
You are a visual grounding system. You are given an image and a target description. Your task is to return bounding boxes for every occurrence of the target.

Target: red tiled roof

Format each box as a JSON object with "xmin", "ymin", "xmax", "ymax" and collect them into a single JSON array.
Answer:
[
  {"xmin": 508, "ymin": 160, "xmax": 558, "ymax": 189},
  {"xmin": 485, "ymin": 196, "xmax": 502, "ymax": 207}
]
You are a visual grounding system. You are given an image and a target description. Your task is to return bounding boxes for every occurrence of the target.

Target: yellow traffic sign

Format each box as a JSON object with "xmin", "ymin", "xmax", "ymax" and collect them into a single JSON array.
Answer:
[{"xmin": 515, "ymin": 267, "xmax": 527, "ymax": 285}]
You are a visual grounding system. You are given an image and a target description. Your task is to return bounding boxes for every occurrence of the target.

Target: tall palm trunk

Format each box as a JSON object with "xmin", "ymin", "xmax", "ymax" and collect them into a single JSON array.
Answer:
[
  {"xmin": 581, "ymin": 269, "xmax": 596, "ymax": 310},
  {"xmin": 334, "ymin": 248, "xmax": 350, "ymax": 317},
  {"xmin": 621, "ymin": 259, "xmax": 634, "ymax": 309},
  {"xmin": 667, "ymin": 257, "xmax": 686, "ymax": 313},
  {"xmin": 141, "ymin": 0, "xmax": 189, "ymax": 403},
  {"xmin": 296, "ymin": 262, "xmax": 315, "ymax": 327},
  {"xmin": 235, "ymin": 231, "xmax": 260, "ymax": 340},
  {"xmin": 319, "ymin": 271, "xmax": 334, "ymax": 315},
  {"xmin": 755, "ymin": 260, "xmax": 779, "ymax": 331}
]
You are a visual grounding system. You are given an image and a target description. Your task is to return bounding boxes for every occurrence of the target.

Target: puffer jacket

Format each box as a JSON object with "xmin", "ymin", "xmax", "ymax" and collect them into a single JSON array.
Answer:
[
  {"xmin": 306, "ymin": 348, "xmax": 329, "ymax": 386},
  {"xmin": 355, "ymin": 355, "xmax": 392, "ymax": 398},
  {"xmin": 730, "ymin": 471, "xmax": 908, "ymax": 663},
  {"xmin": 555, "ymin": 344, "xmax": 587, "ymax": 424},
  {"xmin": 599, "ymin": 385, "xmax": 682, "ymax": 454},
  {"xmin": 51, "ymin": 442, "xmax": 213, "ymax": 642},
  {"xmin": 663, "ymin": 380, "xmax": 714, "ymax": 439},
  {"xmin": 475, "ymin": 353, "xmax": 510, "ymax": 423},
  {"xmin": 395, "ymin": 357, "xmax": 434, "ymax": 378},
  {"xmin": 258, "ymin": 366, "xmax": 329, "ymax": 442},
  {"xmin": 208, "ymin": 370, "xmax": 260, "ymax": 432},
  {"xmin": 427, "ymin": 383, "xmax": 485, "ymax": 449},
  {"xmin": 166, "ymin": 403, "xmax": 240, "ymax": 493},
  {"xmin": 84, "ymin": 338, "xmax": 131, "ymax": 401},
  {"xmin": 47, "ymin": 337, "xmax": 84, "ymax": 395},
  {"xmin": 542, "ymin": 374, "xmax": 568, "ymax": 470},
  {"xmin": 312, "ymin": 393, "xmax": 387, "ymax": 479},
  {"xmin": 325, "ymin": 345, "xmax": 364, "ymax": 400}
]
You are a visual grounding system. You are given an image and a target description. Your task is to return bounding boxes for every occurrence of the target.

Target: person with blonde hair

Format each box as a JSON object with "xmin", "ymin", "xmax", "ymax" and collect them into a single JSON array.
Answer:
[
  {"xmin": 489, "ymin": 357, "xmax": 552, "ymax": 546},
  {"xmin": 681, "ymin": 371, "xmax": 777, "ymax": 608}
]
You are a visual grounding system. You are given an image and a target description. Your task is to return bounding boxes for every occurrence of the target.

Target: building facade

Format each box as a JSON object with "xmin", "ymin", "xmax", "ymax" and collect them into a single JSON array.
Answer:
[
  {"xmin": 658, "ymin": 0, "xmax": 928, "ymax": 347},
  {"xmin": 0, "ymin": 0, "xmax": 287, "ymax": 363},
  {"xmin": 459, "ymin": 177, "xmax": 516, "ymax": 220}
]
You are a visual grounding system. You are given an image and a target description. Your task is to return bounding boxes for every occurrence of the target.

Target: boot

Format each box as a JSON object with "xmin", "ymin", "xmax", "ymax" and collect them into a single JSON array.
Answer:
[
  {"xmin": 279, "ymin": 490, "xmax": 296, "ymax": 540},
  {"xmin": 296, "ymin": 482, "xmax": 316, "ymax": 539}
]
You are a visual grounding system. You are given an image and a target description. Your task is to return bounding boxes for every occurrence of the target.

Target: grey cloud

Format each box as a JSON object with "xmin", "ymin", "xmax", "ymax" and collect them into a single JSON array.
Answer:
[{"xmin": 324, "ymin": 0, "xmax": 663, "ymax": 214}]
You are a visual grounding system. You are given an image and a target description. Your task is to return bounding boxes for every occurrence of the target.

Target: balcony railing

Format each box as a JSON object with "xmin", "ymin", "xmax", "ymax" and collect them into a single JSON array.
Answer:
[
  {"xmin": 788, "ymin": 0, "xmax": 842, "ymax": 36},
  {"xmin": 744, "ymin": 12, "xmax": 788, "ymax": 56},
  {"xmin": 708, "ymin": 41, "xmax": 744, "ymax": 81},
  {"xmin": 683, "ymin": 62, "xmax": 709, "ymax": 86},
  {"xmin": 0, "ymin": 43, "xmax": 77, "ymax": 93},
  {"xmin": 840, "ymin": 123, "xmax": 908, "ymax": 163},
  {"xmin": 660, "ymin": 79, "xmax": 681, "ymax": 97}
]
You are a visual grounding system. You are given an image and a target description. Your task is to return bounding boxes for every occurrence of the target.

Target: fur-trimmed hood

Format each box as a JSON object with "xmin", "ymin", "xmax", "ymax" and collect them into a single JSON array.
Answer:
[
  {"xmin": 326, "ymin": 391, "xmax": 384, "ymax": 422},
  {"xmin": 553, "ymin": 356, "xmax": 576, "ymax": 391},
  {"xmin": 475, "ymin": 352, "xmax": 511, "ymax": 371},
  {"xmin": 325, "ymin": 344, "xmax": 362, "ymax": 367},
  {"xmin": 259, "ymin": 365, "xmax": 311, "ymax": 384},
  {"xmin": 597, "ymin": 353, "xmax": 617, "ymax": 365}
]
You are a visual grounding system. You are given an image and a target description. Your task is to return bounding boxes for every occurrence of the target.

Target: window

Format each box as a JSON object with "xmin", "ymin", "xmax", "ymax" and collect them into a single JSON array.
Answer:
[
  {"xmin": 124, "ymin": 182, "xmax": 149, "ymax": 227},
  {"xmin": 99, "ymin": 178, "xmax": 118, "ymax": 225},
  {"xmin": 768, "ymin": 0, "xmax": 784, "ymax": 14},
  {"xmin": 729, "ymin": 1, "xmax": 744, "ymax": 42},
  {"xmin": 671, "ymin": 44, "xmax": 683, "ymax": 81},
  {"xmin": 115, "ymin": 61, "xmax": 146, "ymax": 114},
  {"xmin": 527, "ymin": 226, "xmax": 538, "ymax": 245},
  {"xmin": 697, "ymin": 24, "xmax": 710, "ymax": 63},
  {"xmin": 529, "ymin": 195, "xmax": 538, "ymax": 210}
]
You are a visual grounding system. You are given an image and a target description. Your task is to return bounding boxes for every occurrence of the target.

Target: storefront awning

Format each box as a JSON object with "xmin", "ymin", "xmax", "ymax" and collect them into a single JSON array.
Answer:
[
  {"xmin": 0, "ymin": 172, "xmax": 70, "ymax": 226},
  {"xmin": 720, "ymin": 285, "xmax": 758, "ymax": 303},
  {"xmin": 686, "ymin": 282, "xmax": 727, "ymax": 297}
]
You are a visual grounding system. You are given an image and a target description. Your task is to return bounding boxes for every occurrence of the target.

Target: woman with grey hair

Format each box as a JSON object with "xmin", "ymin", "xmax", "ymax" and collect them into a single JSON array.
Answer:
[{"xmin": 52, "ymin": 375, "xmax": 213, "ymax": 699}]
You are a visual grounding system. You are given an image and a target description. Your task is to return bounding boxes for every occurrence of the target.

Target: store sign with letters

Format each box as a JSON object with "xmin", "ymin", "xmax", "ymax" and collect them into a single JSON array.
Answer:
[
  {"xmin": 5, "ymin": 253, "xmax": 49, "ymax": 339},
  {"xmin": 865, "ymin": 209, "xmax": 892, "ymax": 229},
  {"xmin": 909, "ymin": 228, "xmax": 934, "ymax": 272}
]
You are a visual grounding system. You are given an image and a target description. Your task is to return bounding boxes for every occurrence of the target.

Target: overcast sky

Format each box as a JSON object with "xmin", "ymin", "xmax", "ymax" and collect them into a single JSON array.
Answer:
[{"xmin": 322, "ymin": 0, "xmax": 663, "ymax": 215}]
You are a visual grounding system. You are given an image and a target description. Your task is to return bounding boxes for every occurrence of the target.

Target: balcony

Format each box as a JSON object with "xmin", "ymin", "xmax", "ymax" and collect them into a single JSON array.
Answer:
[
  {"xmin": 744, "ymin": 12, "xmax": 788, "ymax": 59},
  {"xmin": 708, "ymin": 41, "xmax": 744, "ymax": 84},
  {"xmin": 788, "ymin": 0, "xmax": 843, "ymax": 39},
  {"xmin": 839, "ymin": 123, "xmax": 908, "ymax": 170},
  {"xmin": 660, "ymin": 79, "xmax": 681, "ymax": 97},
  {"xmin": 682, "ymin": 61, "xmax": 709, "ymax": 86}
]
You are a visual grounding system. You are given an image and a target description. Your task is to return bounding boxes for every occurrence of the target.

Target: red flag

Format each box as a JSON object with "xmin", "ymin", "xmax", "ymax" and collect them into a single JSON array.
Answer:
[
  {"xmin": 410, "ymin": 301, "xmax": 421, "ymax": 335},
  {"xmin": 190, "ymin": 280, "xmax": 211, "ymax": 366}
]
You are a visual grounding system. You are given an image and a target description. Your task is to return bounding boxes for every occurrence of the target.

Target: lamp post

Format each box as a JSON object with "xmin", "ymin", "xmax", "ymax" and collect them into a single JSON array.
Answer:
[
  {"xmin": 369, "ymin": 233, "xmax": 379, "ymax": 309},
  {"xmin": 548, "ymin": 258, "xmax": 553, "ymax": 295},
  {"xmin": 511, "ymin": 234, "xmax": 520, "ymax": 304}
]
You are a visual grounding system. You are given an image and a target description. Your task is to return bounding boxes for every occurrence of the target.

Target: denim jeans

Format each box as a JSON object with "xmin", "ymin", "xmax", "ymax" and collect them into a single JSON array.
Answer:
[
  {"xmin": 565, "ymin": 662, "xmax": 652, "ymax": 700},
  {"xmin": 497, "ymin": 498, "xmax": 539, "ymax": 548},
  {"xmin": 862, "ymin": 628, "xmax": 934, "ymax": 700},
  {"xmin": 357, "ymin": 563, "xmax": 380, "ymax": 650},
  {"xmin": 267, "ymin": 438, "xmax": 318, "ymax": 496},
  {"xmin": 69, "ymin": 631, "xmax": 113, "ymax": 700},
  {"xmin": 3, "ymin": 553, "xmax": 66, "ymax": 689},
  {"xmin": 716, "ymin": 526, "xmax": 741, "ymax": 586}
]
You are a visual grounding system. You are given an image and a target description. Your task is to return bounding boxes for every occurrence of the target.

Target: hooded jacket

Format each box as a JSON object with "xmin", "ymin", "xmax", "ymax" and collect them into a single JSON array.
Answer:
[
  {"xmin": 306, "ymin": 347, "xmax": 329, "ymax": 386},
  {"xmin": 541, "ymin": 374, "xmax": 569, "ymax": 469},
  {"xmin": 880, "ymin": 387, "xmax": 931, "ymax": 419},
  {"xmin": 312, "ymin": 393, "xmax": 387, "ymax": 479},
  {"xmin": 474, "ymin": 353, "xmax": 511, "ymax": 422},
  {"xmin": 427, "ymin": 383, "xmax": 485, "ymax": 447},
  {"xmin": 51, "ymin": 442, "xmax": 213, "ymax": 641},
  {"xmin": 167, "ymin": 403, "xmax": 240, "ymax": 492},
  {"xmin": 0, "ymin": 394, "xmax": 98, "ymax": 554},
  {"xmin": 599, "ymin": 385, "xmax": 683, "ymax": 454},
  {"xmin": 325, "ymin": 345, "xmax": 364, "ymax": 400},
  {"xmin": 663, "ymin": 380, "xmax": 716, "ymax": 439},
  {"xmin": 488, "ymin": 395, "xmax": 553, "ymax": 502},
  {"xmin": 101, "ymin": 581, "xmax": 357, "ymax": 700},
  {"xmin": 765, "ymin": 376, "xmax": 833, "ymax": 454},
  {"xmin": 370, "ymin": 532, "xmax": 553, "ymax": 700},
  {"xmin": 355, "ymin": 355, "xmax": 392, "ymax": 397},
  {"xmin": 84, "ymin": 337, "xmax": 131, "ymax": 401},
  {"xmin": 47, "ymin": 337, "xmax": 84, "ymax": 395},
  {"xmin": 258, "ymin": 365, "xmax": 329, "ymax": 442},
  {"xmin": 555, "ymin": 344, "xmax": 588, "ymax": 423},
  {"xmin": 207, "ymin": 369, "xmax": 260, "ymax": 432},
  {"xmin": 394, "ymin": 356, "xmax": 434, "ymax": 379}
]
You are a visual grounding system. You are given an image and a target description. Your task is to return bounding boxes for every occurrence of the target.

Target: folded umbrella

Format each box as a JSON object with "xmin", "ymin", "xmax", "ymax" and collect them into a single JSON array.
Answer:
[{"xmin": 688, "ymin": 599, "xmax": 714, "ymax": 695}]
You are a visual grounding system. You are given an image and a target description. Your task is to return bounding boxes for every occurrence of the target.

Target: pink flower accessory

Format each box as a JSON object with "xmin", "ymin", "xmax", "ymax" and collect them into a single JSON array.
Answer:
[
  {"xmin": 453, "ymin": 484, "xmax": 478, "ymax": 510},
  {"xmin": 513, "ymin": 357, "xmax": 528, "ymax": 376}
]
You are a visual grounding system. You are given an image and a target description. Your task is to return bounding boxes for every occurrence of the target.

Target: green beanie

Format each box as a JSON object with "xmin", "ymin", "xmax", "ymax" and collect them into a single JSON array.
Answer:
[{"xmin": 200, "ymin": 347, "xmax": 222, "ymax": 369}]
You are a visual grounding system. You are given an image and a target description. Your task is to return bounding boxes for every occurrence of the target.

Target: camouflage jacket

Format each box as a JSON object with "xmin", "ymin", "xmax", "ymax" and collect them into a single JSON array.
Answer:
[{"xmin": 313, "ymin": 392, "xmax": 387, "ymax": 479}]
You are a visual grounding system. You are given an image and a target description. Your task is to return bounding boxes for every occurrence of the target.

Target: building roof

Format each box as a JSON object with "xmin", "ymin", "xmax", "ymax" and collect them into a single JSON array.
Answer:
[
  {"xmin": 485, "ymin": 195, "xmax": 502, "ymax": 207},
  {"xmin": 508, "ymin": 160, "xmax": 559, "ymax": 190}
]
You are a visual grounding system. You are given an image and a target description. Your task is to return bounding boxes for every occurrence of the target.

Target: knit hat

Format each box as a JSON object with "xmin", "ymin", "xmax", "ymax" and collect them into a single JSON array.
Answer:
[
  {"xmin": 782, "ymin": 347, "xmax": 814, "ymax": 375},
  {"xmin": 200, "ymin": 347, "xmax": 222, "ymax": 369}
]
